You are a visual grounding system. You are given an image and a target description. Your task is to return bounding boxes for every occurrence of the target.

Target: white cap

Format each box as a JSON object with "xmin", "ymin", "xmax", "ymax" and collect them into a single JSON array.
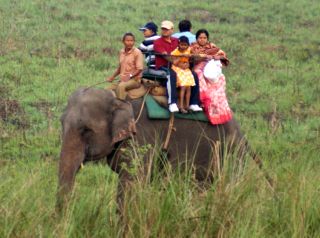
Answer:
[{"xmin": 161, "ymin": 20, "xmax": 174, "ymax": 30}]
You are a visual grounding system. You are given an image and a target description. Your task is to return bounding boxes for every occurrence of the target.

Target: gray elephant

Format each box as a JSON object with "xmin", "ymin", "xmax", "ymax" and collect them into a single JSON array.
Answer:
[{"xmin": 57, "ymin": 87, "xmax": 266, "ymax": 211}]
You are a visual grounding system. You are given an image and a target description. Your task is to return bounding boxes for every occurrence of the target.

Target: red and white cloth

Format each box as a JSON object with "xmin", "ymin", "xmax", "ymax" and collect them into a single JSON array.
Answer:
[{"xmin": 194, "ymin": 62, "xmax": 232, "ymax": 125}]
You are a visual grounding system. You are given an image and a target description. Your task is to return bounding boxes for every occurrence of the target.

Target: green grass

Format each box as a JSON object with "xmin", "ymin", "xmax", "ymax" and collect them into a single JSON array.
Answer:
[{"xmin": 1, "ymin": 0, "xmax": 320, "ymax": 237}]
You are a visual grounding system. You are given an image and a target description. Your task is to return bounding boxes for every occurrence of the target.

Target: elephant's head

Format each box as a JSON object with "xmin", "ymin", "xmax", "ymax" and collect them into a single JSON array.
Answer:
[
  {"xmin": 111, "ymin": 98, "xmax": 137, "ymax": 145},
  {"xmin": 57, "ymin": 89, "xmax": 137, "ymax": 212},
  {"xmin": 60, "ymin": 88, "xmax": 137, "ymax": 161}
]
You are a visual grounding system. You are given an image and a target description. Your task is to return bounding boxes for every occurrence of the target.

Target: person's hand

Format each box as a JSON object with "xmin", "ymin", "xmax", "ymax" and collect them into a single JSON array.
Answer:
[
  {"xmin": 123, "ymin": 75, "xmax": 131, "ymax": 81},
  {"xmin": 176, "ymin": 61, "xmax": 183, "ymax": 68},
  {"xmin": 181, "ymin": 62, "xmax": 190, "ymax": 70},
  {"xmin": 213, "ymin": 55, "xmax": 221, "ymax": 60},
  {"xmin": 206, "ymin": 48, "xmax": 219, "ymax": 55},
  {"xmin": 206, "ymin": 55, "xmax": 213, "ymax": 60},
  {"xmin": 172, "ymin": 57, "xmax": 180, "ymax": 66},
  {"xmin": 106, "ymin": 76, "xmax": 114, "ymax": 82}
]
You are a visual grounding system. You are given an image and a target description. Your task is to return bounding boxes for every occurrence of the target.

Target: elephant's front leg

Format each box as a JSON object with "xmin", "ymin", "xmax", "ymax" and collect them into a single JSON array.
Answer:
[
  {"xmin": 107, "ymin": 141, "xmax": 135, "ymax": 216},
  {"xmin": 107, "ymin": 139, "xmax": 151, "ymax": 218},
  {"xmin": 57, "ymin": 128, "xmax": 86, "ymax": 211}
]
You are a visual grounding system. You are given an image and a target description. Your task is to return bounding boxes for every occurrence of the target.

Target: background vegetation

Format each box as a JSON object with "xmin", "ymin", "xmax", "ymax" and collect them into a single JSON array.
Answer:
[{"xmin": 1, "ymin": 0, "xmax": 319, "ymax": 237}]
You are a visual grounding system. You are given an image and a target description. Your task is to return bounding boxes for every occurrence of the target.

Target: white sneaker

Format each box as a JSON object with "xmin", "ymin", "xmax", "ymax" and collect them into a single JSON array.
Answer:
[
  {"xmin": 168, "ymin": 103, "xmax": 179, "ymax": 113},
  {"xmin": 189, "ymin": 104, "xmax": 203, "ymax": 112}
]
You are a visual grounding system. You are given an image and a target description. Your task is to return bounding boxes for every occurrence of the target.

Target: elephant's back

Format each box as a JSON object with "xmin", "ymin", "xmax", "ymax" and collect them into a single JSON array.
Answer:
[{"xmin": 127, "ymin": 97, "xmax": 245, "ymax": 182}]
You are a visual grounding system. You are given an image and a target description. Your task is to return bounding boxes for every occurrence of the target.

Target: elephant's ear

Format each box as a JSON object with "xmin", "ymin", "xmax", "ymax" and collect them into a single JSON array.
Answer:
[{"xmin": 111, "ymin": 99, "xmax": 137, "ymax": 144}]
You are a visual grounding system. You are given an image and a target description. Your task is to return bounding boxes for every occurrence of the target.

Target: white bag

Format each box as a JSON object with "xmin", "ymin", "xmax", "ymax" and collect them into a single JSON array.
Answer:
[{"xmin": 203, "ymin": 59, "xmax": 222, "ymax": 83}]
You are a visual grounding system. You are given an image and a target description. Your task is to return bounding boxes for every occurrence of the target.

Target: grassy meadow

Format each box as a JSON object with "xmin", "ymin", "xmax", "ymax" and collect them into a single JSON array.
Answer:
[{"xmin": 1, "ymin": 0, "xmax": 320, "ymax": 237}]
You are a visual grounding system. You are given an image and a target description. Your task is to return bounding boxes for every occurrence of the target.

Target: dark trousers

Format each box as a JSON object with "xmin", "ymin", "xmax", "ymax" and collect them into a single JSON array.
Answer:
[{"xmin": 161, "ymin": 67, "xmax": 200, "ymax": 105}]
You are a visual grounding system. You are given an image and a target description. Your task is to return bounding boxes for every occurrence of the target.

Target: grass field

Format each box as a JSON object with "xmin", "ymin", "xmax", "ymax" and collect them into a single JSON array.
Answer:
[{"xmin": 1, "ymin": 0, "xmax": 320, "ymax": 237}]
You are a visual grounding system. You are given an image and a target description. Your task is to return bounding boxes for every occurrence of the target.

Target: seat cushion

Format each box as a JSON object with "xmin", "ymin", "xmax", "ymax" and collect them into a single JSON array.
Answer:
[{"xmin": 145, "ymin": 95, "xmax": 209, "ymax": 122}]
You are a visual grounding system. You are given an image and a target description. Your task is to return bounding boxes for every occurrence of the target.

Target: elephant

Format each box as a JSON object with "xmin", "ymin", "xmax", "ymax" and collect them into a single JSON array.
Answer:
[{"xmin": 57, "ymin": 87, "xmax": 268, "ymax": 212}]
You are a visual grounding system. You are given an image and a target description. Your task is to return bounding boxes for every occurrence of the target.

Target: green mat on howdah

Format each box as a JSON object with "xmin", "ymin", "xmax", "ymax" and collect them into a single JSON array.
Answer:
[{"xmin": 145, "ymin": 95, "xmax": 209, "ymax": 122}]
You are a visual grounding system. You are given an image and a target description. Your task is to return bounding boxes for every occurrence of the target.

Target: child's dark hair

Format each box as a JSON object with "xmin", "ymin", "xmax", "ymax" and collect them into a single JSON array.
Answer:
[
  {"xmin": 122, "ymin": 32, "xmax": 135, "ymax": 41},
  {"xmin": 178, "ymin": 36, "xmax": 190, "ymax": 45},
  {"xmin": 195, "ymin": 29, "xmax": 209, "ymax": 39}
]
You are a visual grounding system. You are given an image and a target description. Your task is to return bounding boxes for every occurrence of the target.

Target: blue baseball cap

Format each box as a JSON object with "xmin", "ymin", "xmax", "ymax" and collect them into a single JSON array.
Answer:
[{"xmin": 139, "ymin": 22, "xmax": 158, "ymax": 33}]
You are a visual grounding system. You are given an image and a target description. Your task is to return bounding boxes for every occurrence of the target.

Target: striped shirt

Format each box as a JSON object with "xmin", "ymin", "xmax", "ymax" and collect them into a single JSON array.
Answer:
[{"xmin": 138, "ymin": 34, "xmax": 160, "ymax": 67}]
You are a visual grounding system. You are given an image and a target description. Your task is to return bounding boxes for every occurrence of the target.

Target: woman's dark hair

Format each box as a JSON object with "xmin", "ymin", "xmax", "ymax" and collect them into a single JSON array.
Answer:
[
  {"xmin": 178, "ymin": 36, "xmax": 190, "ymax": 45},
  {"xmin": 122, "ymin": 32, "xmax": 135, "ymax": 41},
  {"xmin": 195, "ymin": 29, "xmax": 209, "ymax": 39},
  {"xmin": 178, "ymin": 20, "xmax": 192, "ymax": 32}
]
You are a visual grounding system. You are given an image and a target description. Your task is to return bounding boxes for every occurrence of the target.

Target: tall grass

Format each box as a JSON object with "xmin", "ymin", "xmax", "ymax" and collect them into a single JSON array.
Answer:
[
  {"xmin": 1, "ymin": 149, "xmax": 319, "ymax": 237},
  {"xmin": 1, "ymin": 0, "xmax": 319, "ymax": 237}
]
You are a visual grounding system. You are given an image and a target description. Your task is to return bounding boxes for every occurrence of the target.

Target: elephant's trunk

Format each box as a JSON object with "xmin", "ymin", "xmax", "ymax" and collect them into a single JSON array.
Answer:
[{"xmin": 56, "ymin": 127, "xmax": 85, "ymax": 211}]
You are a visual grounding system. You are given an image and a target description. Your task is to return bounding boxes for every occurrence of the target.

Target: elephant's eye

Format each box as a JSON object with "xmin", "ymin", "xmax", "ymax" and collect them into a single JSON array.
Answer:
[{"xmin": 81, "ymin": 127, "xmax": 92, "ymax": 137}]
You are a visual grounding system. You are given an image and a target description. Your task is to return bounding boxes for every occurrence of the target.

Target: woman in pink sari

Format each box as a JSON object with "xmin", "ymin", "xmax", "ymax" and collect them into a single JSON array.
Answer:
[{"xmin": 190, "ymin": 29, "xmax": 232, "ymax": 125}]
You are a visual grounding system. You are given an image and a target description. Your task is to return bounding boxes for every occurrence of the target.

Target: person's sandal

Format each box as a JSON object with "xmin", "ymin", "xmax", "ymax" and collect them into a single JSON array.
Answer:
[{"xmin": 179, "ymin": 108, "xmax": 188, "ymax": 114}]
